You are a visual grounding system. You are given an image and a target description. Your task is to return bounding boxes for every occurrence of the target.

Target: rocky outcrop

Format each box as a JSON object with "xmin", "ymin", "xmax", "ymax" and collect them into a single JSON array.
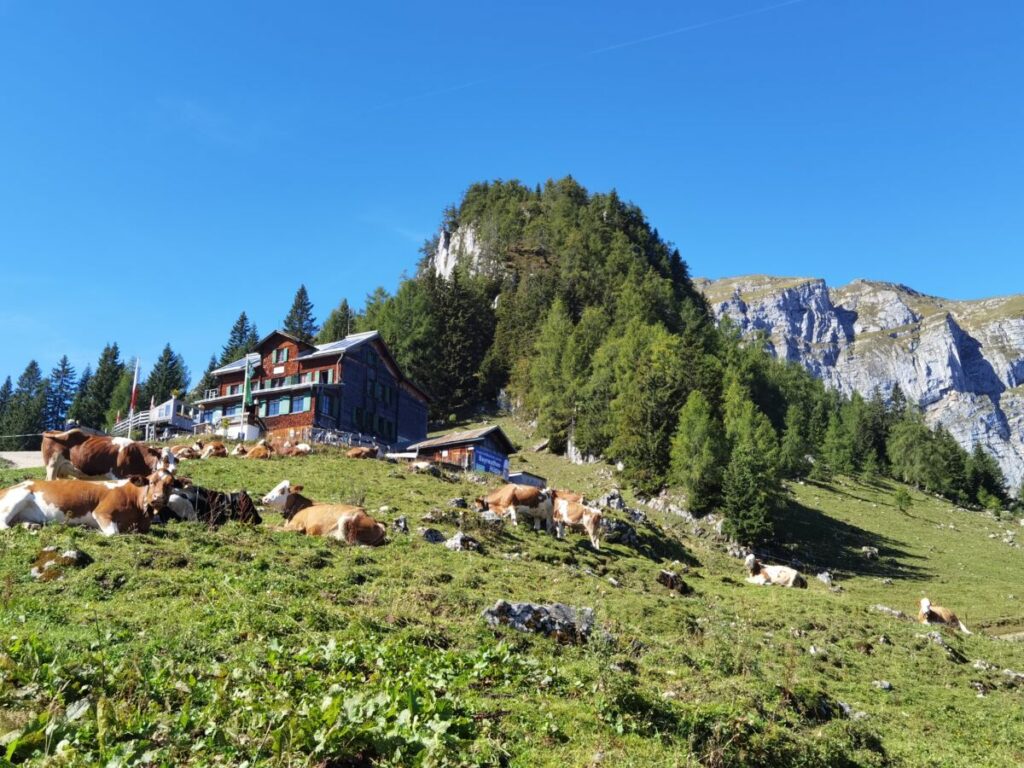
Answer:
[
  {"xmin": 696, "ymin": 276, "xmax": 1024, "ymax": 494},
  {"xmin": 432, "ymin": 227, "xmax": 484, "ymax": 279}
]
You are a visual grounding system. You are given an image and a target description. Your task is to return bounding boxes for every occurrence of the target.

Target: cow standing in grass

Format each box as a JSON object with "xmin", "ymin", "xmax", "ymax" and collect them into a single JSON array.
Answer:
[
  {"xmin": 41, "ymin": 429, "xmax": 176, "ymax": 479},
  {"xmin": 551, "ymin": 495, "xmax": 603, "ymax": 550},
  {"xmin": 475, "ymin": 484, "xmax": 553, "ymax": 531}
]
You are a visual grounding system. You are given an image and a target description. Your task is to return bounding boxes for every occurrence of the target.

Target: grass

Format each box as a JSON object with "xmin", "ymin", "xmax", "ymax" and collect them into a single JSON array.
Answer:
[{"xmin": 1, "ymin": 437, "xmax": 1023, "ymax": 767}]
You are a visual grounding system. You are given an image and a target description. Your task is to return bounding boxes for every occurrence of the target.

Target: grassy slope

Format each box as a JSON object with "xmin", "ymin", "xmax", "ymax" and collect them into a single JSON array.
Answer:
[{"xmin": 1, "ymin": 427, "xmax": 1023, "ymax": 767}]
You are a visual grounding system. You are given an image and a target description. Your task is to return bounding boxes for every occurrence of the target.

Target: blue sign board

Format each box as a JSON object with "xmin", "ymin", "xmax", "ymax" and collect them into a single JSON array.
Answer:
[{"xmin": 473, "ymin": 446, "xmax": 509, "ymax": 478}]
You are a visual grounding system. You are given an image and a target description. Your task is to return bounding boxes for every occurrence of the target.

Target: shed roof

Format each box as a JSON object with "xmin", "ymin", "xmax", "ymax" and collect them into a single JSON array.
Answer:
[{"xmin": 407, "ymin": 425, "xmax": 516, "ymax": 455}]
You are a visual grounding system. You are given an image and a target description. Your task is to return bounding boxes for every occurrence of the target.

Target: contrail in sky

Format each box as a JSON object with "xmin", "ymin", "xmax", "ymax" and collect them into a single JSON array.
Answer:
[
  {"xmin": 587, "ymin": 0, "xmax": 811, "ymax": 55},
  {"xmin": 365, "ymin": 0, "xmax": 813, "ymax": 113}
]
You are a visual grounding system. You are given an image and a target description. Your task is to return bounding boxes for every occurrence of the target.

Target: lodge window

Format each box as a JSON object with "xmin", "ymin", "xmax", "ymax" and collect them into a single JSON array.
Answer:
[
  {"xmin": 292, "ymin": 395, "xmax": 309, "ymax": 413},
  {"xmin": 267, "ymin": 397, "xmax": 291, "ymax": 416},
  {"xmin": 270, "ymin": 377, "xmax": 284, "ymax": 389},
  {"xmin": 319, "ymin": 394, "xmax": 333, "ymax": 415},
  {"xmin": 319, "ymin": 369, "xmax": 334, "ymax": 384},
  {"xmin": 274, "ymin": 348, "xmax": 289, "ymax": 363},
  {"xmin": 228, "ymin": 384, "xmax": 240, "ymax": 395}
]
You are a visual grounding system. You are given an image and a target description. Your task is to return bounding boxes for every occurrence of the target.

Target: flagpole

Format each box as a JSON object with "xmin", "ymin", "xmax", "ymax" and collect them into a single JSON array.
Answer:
[{"xmin": 127, "ymin": 358, "xmax": 140, "ymax": 440}]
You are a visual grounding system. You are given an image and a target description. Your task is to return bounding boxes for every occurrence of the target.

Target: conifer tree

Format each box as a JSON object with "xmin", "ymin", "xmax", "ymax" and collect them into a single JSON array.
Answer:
[
  {"xmin": 528, "ymin": 299, "xmax": 574, "ymax": 452},
  {"xmin": 316, "ymin": 299, "xmax": 354, "ymax": 343},
  {"xmin": 192, "ymin": 355, "xmax": 219, "ymax": 401},
  {"xmin": 0, "ymin": 361, "xmax": 48, "ymax": 449},
  {"xmin": 283, "ymin": 285, "xmax": 318, "ymax": 342},
  {"xmin": 143, "ymin": 344, "xmax": 190, "ymax": 404},
  {"xmin": 220, "ymin": 313, "xmax": 260, "ymax": 365},
  {"xmin": 68, "ymin": 366, "xmax": 92, "ymax": 424},
  {"xmin": 823, "ymin": 411, "xmax": 855, "ymax": 475},
  {"xmin": 779, "ymin": 403, "xmax": 811, "ymax": 478},
  {"xmin": 609, "ymin": 325, "xmax": 688, "ymax": 494},
  {"xmin": 44, "ymin": 355, "xmax": 77, "ymax": 429},
  {"xmin": 0, "ymin": 376, "xmax": 12, "ymax": 430},
  {"xmin": 669, "ymin": 390, "xmax": 727, "ymax": 513},
  {"xmin": 71, "ymin": 344, "xmax": 124, "ymax": 429},
  {"xmin": 722, "ymin": 399, "xmax": 780, "ymax": 545}
]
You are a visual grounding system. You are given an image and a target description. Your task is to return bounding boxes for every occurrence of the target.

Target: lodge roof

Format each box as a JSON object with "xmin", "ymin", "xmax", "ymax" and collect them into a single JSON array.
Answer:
[{"xmin": 210, "ymin": 330, "xmax": 381, "ymax": 375}]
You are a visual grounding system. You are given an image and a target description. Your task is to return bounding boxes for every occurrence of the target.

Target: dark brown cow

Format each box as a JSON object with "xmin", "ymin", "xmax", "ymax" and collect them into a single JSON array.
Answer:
[
  {"xmin": 475, "ymin": 484, "xmax": 553, "ymax": 531},
  {"xmin": 0, "ymin": 471, "xmax": 176, "ymax": 535},
  {"xmin": 41, "ymin": 429, "xmax": 176, "ymax": 479}
]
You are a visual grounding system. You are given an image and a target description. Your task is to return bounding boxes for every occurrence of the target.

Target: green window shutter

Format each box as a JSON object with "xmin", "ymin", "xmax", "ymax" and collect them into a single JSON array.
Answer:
[
  {"xmin": 258, "ymin": 402, "xmax": 267, "ymax": 417},
  {"xmin": 280, "ymin": 398, "xmax": 290, "ymax": 415}
]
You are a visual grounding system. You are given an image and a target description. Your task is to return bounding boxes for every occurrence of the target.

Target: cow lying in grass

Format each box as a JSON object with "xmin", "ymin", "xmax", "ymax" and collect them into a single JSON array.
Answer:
[
  {"xmin": 244, "ymin": 439, "xmax": 274, "ymax": 460},
  {"xmin": 919, "ymin": 598, "xmax": 971, "ymax": 634},
  {"xmin": 261, "ymin": 480, "xmax": 387, "ymax": 545},
  {"xmin": 164, "ymin": 480, "xmax": 262, "ymax": 526},
  {"xmin": 744, "ymin": 554, "xmax": 807, "ymax": 588},
  {"xmin": 475, "ymin": 484, "xmax": 553, "ymax": 531},
  {"xmin": 551, "ymin": 495, "xmax": 603, "ymax": 550},
  {"xmin": 0, "ymin": 471, "xmax": 175, "ymax": 535},
  {"xmin": 345, "ymin": 446, "xmax": 378, "ymax": 459},
  {"xmin": 41, "ymin": 428, "xmax": 176, "ymax": 479}
]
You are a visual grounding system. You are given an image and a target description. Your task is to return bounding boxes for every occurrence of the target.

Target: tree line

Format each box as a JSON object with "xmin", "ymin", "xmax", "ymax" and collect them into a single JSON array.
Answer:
[{"xmin": 1, "ymin": 177, "xmax": 1015, "ymax": 546}]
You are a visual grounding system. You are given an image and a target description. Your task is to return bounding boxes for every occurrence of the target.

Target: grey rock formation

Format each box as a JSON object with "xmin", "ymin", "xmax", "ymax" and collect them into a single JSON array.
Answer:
[
  {"xmin": 696, "ymin": 276, "xmax": 1024, "ymax": 493},
  {"xmin": 481, "ymin": 600, "xmax": 596, "ymax": 643}
]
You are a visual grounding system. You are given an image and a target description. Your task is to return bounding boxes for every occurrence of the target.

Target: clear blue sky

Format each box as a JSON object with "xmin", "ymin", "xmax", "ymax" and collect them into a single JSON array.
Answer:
[{"xmin": 1, "ymin": 0, "xmax": 1021, "ymax": 383}]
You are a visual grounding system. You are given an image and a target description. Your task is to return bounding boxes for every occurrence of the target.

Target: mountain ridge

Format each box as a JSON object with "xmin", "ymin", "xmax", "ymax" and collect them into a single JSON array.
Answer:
[{"xmin": 695, "ymin": 274, "xmax": 1024, "ymax": 493}]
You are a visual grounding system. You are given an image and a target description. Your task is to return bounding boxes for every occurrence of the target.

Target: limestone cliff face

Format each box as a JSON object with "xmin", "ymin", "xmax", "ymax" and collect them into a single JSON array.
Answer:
[{"xmin": 695, "ymin": 275, "xmax": 1024, "ymax": 494}]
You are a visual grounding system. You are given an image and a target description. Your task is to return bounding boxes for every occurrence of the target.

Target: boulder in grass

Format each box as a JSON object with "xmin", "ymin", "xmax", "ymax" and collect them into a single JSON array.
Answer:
[
  {"xmin": 418, "ymin": 527, "xmax": 446, "ymax": 544},
  {"xmin": 445, "ymin": 531, "xmax": 480, "ymax": 552},
  {"xmin": 482, "ymin": 600, "xmax": 595, "ymax": 644},
  {"xmin": 657, "ymin": 569, "xmax": 693, "ymax": 595}
]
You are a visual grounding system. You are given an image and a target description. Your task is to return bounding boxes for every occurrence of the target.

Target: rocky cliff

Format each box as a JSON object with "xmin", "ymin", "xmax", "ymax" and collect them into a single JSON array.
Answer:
[{"xmin": 695, "ymin": 276, "xmax": 1024, "ymax": 494}]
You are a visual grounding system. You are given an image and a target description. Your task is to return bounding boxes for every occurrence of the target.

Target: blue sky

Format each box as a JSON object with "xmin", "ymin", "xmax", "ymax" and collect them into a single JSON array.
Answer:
[{"xmin": 0, "ymin": 0, "xmax": 1021, "ymax": 382}]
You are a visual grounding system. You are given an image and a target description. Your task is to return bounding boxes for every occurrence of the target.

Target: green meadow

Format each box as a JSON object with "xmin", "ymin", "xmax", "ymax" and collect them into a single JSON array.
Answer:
[{"xmin": 1, "ymin": 428, "xmax": 1022, "ymax": 767}]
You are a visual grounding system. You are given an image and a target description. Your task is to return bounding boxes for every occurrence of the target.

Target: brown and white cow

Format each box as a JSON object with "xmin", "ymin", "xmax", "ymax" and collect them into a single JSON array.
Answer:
[
  {"xmin": 244, "ymin": 439, "xmax": 273, "ymax": 460},
  {"xmin": 552, "ymin": 497, "xmax": 603, "ymax": 550},
  {"xmin": 41, "ymin": 429, "xmax": 176, "ymax": 479},
  {"xmin": 170, "ymin": 443, "xmax": 200, "ymax": 460},
  {"xmin": 260, "ymin": 480, "xmax": 385, "ymax": 544},
  {"xmin": 346, "ymin": 446, "xmax": 378, "ymax": 460},
  {"xmin": 230, "ymin": 443, "xmax": 248, "ymax": 457},
  {"xmin": 744, "ymin": 554, "xmax": 808, "ymax": 588},
  {"xmin": 0, "ymin": 471, "xmax": 176, "ymax": 535},
  {"xmin": 475, "ymin": 484, "xmax": 553, "ymax": 531},
  {"xmin": 918, "ymin": 598, "xmax": 971, "ymax": 634}
]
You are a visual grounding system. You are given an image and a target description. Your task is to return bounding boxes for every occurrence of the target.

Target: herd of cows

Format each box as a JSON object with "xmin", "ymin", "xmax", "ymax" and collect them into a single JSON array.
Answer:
[
  {"xmin": 0, "ymin": 429, "xmax": 605, "ymax": 550},
  {"xmin": 0, "ymin": 428, "xmax": 973, "ymax": 632}
]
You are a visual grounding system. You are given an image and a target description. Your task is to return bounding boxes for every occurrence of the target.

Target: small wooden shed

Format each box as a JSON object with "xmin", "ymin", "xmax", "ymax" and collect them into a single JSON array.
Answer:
[{"xmin": 408, "ymin": 425, "xmax": 516, "ymax": 478}]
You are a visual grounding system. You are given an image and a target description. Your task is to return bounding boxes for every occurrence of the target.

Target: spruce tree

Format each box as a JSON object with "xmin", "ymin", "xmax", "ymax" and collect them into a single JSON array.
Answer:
[
  {"xmin": 669, "ymin": 390, "xmax": 727, "ymax": 513},
  {"xmin": 823, "ymin": 411, "xmax": 855, "ymax": 475},
  {"xmin": 73, "ymin": 344, "xmax": 124, "ymax": 429},
  {"xmin": 0, "ymin": 361, "xmax": 48, "ymax": 449},
  {"xmin": 722, "ymin": 399, "xmax": 780, "ymax": 545},
  {"xmin": 44, "ymin": 355, "xmax": 77, "ymax": 429},
  {"xmin": 220, "ymin": 312, "xmax": 260, "ymax": 365},
  {"xmin": 608, "ymin": 325, "xmax": 688, "ymax": 494},
  {"xmin": 0, "ymin": 376, "xmax": 12, "ymax": 429},
  {"xmin": 316, "ymin": 299, "xmax": 354, "ymax": 343},
  {"xmin": 144, "ymin": 344, "xmax": 190, "ymax": 404},
  {"xmin": 282, "ymin": 285, "xmax": 318, "ymax": 342},
  {"xmin": 192, "ymin": 355, "xmax": 219, "ymax": 401},
  {"xmin": 68, "ymin": 366, "xmax": 92, "ymax": 424},
  {"xmin": 779, "ymin": 403, "xmax": 811, "ymax": 478},
  {"xmin": 528, "ymin": 299, "xmax": 574, "ymax": 453}
]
